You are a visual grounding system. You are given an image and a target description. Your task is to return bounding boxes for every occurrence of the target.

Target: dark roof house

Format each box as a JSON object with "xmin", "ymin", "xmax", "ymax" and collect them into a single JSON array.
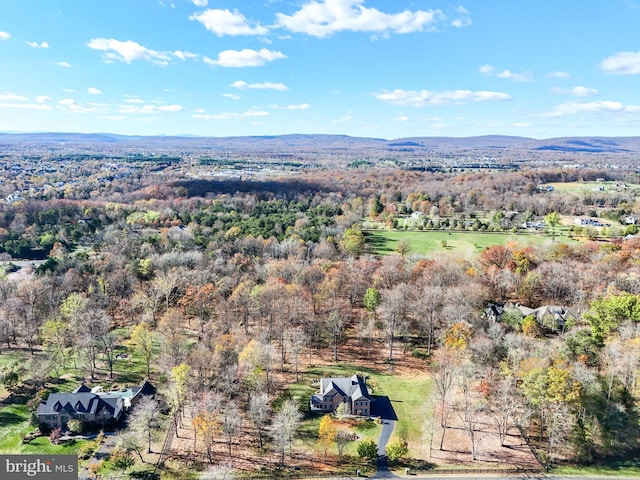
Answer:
[
  {"xmin": 36, "ymin": 380, "xmax": 156, "ymax": 431},
  {"xmin": 310, "ymin": 374, "xmax": 372, "ymax": 416}
]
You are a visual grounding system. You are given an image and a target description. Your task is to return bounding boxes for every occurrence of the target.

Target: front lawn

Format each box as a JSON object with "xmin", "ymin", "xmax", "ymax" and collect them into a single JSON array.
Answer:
[
  {"xmin": 286, "ymin": 363, "xmax": 431, "ymax": 461},
  {"xmin": 0, "ymin": 404, "xmax": 85, "ymax": 455}
]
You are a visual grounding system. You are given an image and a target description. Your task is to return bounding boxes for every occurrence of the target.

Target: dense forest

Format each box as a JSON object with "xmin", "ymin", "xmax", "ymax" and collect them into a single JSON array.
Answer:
[{"xmin": 1, "ymin": 156, "xmax": 640, "ymax": 477}]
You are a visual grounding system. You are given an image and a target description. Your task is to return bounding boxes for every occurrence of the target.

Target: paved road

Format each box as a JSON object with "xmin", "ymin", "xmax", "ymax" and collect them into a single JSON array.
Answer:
[{"xmin": 372, "ymin": 419, "xmax": 399, "ymax": 479}]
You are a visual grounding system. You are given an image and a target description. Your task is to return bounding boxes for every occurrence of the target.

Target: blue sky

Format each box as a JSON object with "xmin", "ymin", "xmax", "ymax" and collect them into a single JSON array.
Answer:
[{"xmin": 1, "ymin": 0, "xmax": 640, "ymax": 139}]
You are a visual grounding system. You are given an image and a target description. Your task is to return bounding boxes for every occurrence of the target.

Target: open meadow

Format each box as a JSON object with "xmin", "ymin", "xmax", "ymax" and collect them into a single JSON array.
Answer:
[{"xmin": 364, "ymin": 229, "xmax": 578, "ymax": 256}]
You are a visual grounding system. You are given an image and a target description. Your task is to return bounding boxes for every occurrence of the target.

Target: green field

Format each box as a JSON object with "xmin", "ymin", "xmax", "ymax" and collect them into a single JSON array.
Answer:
[
  {"xmin": 364, "ymin": 229, "xmax": 578, "ymax": 256},
  {"xmin": 543, "ymin": 181, "xmax": 640, "ymax": 194}
]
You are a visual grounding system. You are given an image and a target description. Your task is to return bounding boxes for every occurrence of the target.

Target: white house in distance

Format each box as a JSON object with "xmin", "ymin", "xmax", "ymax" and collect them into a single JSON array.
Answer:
[{"xmin": 310, "ymin": 374, "xmax": 372, "ymax": 416}]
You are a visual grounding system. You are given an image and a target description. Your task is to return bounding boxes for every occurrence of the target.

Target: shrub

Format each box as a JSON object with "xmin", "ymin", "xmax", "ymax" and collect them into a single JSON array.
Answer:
[
  {"xmin": 411, "ymin": 349, "xmax": 430, "ymax": 360},
  {"xmin": 356, "ymin": 439, "xmax": 378, "ymax": 463},
  {"xmin": 110, "ymin": 447, "xmax": 135, "ymax": 470},
  {"xmin": 386, "ymin": 437, "xmax": 408, "ymax": 461},
  {"xmin": 49, "ymin": 427, "xmax": 62, "ymax": 445},
  {"xmin": 67, "ymin": 419, "xmax": 83, "ymax": 435}
]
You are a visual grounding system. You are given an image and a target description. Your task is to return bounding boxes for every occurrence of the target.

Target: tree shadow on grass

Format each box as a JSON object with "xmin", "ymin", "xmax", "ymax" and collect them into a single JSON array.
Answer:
[{"xmin": 0, "ymin": 410, "xmax": 27, "ymax": 426}]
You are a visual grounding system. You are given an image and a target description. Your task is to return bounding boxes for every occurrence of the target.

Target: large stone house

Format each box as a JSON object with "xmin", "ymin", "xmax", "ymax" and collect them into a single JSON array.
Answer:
[
  {"xmin": 310, "ymin": 374, "xmax": 372, "ymax": 416},
  {"xmin": 36, "ymin": 380, "xmax": 156, "ymax": 431}
]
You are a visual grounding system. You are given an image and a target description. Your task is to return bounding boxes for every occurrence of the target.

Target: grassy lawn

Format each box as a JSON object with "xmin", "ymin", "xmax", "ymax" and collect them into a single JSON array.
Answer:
[
  {"xmin": 364, "ymin": 229, "xmax": 578, "ymax": 256},
  {"xmin": 552, "ymin": 457, "xmax": 640, "ymax": 477},
  {"xmin": 0, "ymin": 404, "xmax": 86, "ymax": 455},
  {"xmin": 544, "ymin": 181, "xmax": 640, "ymax": 194}
]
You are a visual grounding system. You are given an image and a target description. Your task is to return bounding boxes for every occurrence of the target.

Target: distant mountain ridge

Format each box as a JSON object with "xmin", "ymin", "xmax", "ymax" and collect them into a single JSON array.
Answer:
[{"xmin": 2, "ymin": 132, "xmax": 640, "ymax": 155}]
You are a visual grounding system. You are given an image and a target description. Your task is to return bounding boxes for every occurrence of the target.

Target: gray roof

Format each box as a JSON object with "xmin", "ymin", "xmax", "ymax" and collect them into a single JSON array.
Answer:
[
  {"xmin": 320, "ymin": 375, "xmax": 370, "ymax": 402},
  {"xmin": 37, "ymin": 391, "xmax": 123, "ymax": 420}
]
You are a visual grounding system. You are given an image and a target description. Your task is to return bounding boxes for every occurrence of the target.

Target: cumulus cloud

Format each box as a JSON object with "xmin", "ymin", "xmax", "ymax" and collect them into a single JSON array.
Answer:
[
  {"xmin": 275, "ymin": 0, "xmax": 442, "ymax": 38},
  {"xmin": 56, "ymin": 61, "xmax": 72, "ymax": 67},
  {"xmin": 451, "ymin": 17, "xmax": 471, "ymax": 28},
  {"xmin": 332, "ymin": 111, "xmax": 353, "ymax": 123},
  {"xmin": 547, "ymin": 100, "xmax": 640, "ymax": 117},
  {"xmin": 88, "ymin": 38, "xmax": 173, "ymax": 65},
  {"xmin": 0, "ymin": 93, "xmax": 28, "ymax": 101},
  {"xmin": 285, "ymin": 103, "xmax": 311, "ymax": 110},
  {"xmin": 26, "ymin": 41, "xmax": 49, "ymax": 48},
  {"xmin": 600, "ymin": 51, "xmax": 640, "ymax": 75},
  {"xmin": 190, "ymin": 9, "xmax": 268, "ymax": 36},
  {"xmin": 546, "ymin": 70, "xmax": 570, "ymax": 79},
  {"xmin": 479, "ymin": 64, "xmax": 532, "ymax": 82},
  {"xmin": 119, "ymin": 104, "xmax": 183, "ymax": 114},
  {"xmin": 193, "ymin": 110, "xmax": 270, "ymax": 120},
  {"xmin": 0, "ymin": 31, "xmax": 11, "ymax": 40},
  {"xmin": 0, "ymin": 103, "xmax": 52, "ymax": 110},
  {"xmin": 374, "ymin": 88, "xmax": 511, "ymax": 107},
  {"xmin": 192, "ymin": 0, "xmax": 208, "ymax": 6},
  {"xmin": 222, "ymin": 93, "xmax": 242, "ymax": 100},
  {"xmin": 551, "ymin": 86, "xmax": 599, "ymax": 97},
  {"xmin": 36, "ymin": 95, "xmax": 52, "ymax": 103},
  {"xmin": 87, "ymin": 87, "xmax": 103, "ymax": 95},
  {"xmin": 204, "ymin": 48, "xmax": 286, "ymax": 68},
  {"xmin": 231, "ymin": 80, "xmax": 288, "ymax": 91}
]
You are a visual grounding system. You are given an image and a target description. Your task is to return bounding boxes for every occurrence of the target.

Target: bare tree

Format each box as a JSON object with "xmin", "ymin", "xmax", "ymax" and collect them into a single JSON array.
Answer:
[
  {"xmin": 221, "ymin": 402, "xmax": 242, "ymax": 458},
  {"xmin": 272, "ymin": 398, "xmax": 302, "ymax": 465},
  {"xmin": 129, "ymin": 395, "xmax": 162, "ymax": 454},
  {"xmin": 378, "ymin": 283, "xmax": 412, "ymax": 361},
  {"xmin": 248, "ymin": 392, "xmax": 270, "ymax": 449},
  {"xmin": 432, "ymin": 349, "xmax": 460, "ymax": 450}
]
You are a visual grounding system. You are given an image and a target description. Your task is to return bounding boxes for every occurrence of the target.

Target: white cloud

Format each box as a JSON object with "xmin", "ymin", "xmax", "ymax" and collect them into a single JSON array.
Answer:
[
  {"xmin": 0, "ymin": 93, "xmax": 28, "ymax": 101},
  {"xmin": 551, "ymin": 86, "xmax": 599, "ymax": 97},
  {"xmin": 0, "ymin": 103, "xmax": 52, "ymax": 110},
  {"xmin": 87, "ymin": 38, "xmax": 173, "ymax": 65},
  {"xmin": 58, "ymin": 98, "xmax": 75, "ymax": 105},
  {"xmin": 120, "ymin": 104, "xmax": 183, "ymax": 113},
  {"xmin": 231, "ymin": 80, "xmax": 289, "ymax": 91},
  {"xmin": 546, "ymin": 70, "xmax": 570, "ymax": 79},
  {"xmin": 124, "ymin": 96, "xmax": 144, "ymax": 103},
  {"xmin": 87, "ymin": 87, "xmax": 103, "ymax": 95},
  {"xmin": 285, "ymin": 103, "xmax": 311, "ymax": 110},
  {"xmin": 0, "ymin": 31, "xmax": 10, "ymax": 40},
  {"xmin": 600, "ymin": 51, "xmax": 640, "ymax": 75},
  {"xmin": 455, "ymin": 5, "xmax": 470, "ymax": 14},
  {"xmin": 193, "ymin": 110, "xmax": 270, "ymax": 120},
  {"xmin": 172, "ymin": 50, "xmax": 199, "ymax": 61},
  {"xmin": 56, "ymin": 61, "xmax": 72, "ymax": 67},
  {"xmin": 332, "ymin": 111, "xmax": 353, "ymax": 123},
  {"xmin": 479, "ymin": 64, "xmax": 531, "ymax": 82},
  {"xmin": 451, "ymin": 17, "xmax": 471, "ymax": 28},
  {"xmin": 374, "ymin": 88, "xmax": 511, "ymax": 107},
  {"xmin": 395, "ymin": 115, "xmax": 410, "ymax": 121},
  {"xmin": 190, "ymin": 9, "xmax": 268, "ymax": 36},
  {"xmin": 36, "ymin": 95, "xmax": 52, "ymax": 103},
  {"xmin": 222, "ymin": 93, "xmax": 242, "ymax": 100},
  {"xmin": 192, "ymin": 0, "xmax": 208, "ymax": 6},
  {"xmin": 547, "ymin": 100, "xmax": 640, "ymax": 117},
  {"xmin": 26, "ymin": 41, "xmax": 49, "ymax": 48},
  {"xmin": 204, "ymin": 48, "xmax": 286, "ymax": 68},
  {"xmin": 275, "ymin": 0, "xmax": 442, "ymax": 38}
]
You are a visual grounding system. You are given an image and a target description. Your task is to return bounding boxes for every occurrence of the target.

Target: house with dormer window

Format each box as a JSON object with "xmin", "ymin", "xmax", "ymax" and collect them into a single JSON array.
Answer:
[
  {"xmin": 310, "ymin": 374, "xmax": 372, "ymax": 416},
  {"xmin": 36, "ymin": 380, "xmax": 156, "ymax": 431}
]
